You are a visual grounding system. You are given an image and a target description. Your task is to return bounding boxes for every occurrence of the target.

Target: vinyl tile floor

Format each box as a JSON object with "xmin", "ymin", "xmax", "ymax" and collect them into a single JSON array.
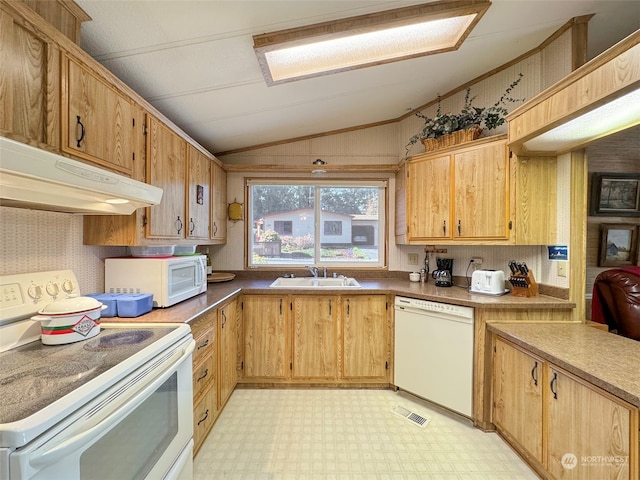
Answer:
[{"xmin": 193, "ymin": 389, "xmax": 539, "ymax": 480}]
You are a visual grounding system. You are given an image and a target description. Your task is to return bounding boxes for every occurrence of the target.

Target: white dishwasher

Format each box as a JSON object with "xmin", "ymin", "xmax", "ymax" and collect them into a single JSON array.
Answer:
[{"xmin": 394, "ymin": 296, "xmax": 474, "ymax": 418}]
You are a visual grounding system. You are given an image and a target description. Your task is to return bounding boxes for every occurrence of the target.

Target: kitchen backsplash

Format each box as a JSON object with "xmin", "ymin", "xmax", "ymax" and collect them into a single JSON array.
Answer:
[{"xmin": 0, "ymin": 207, "xmax": 126, "ymax": 292}]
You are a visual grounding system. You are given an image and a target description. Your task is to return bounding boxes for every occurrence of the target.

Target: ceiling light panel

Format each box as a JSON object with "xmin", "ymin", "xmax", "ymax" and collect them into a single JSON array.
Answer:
[
  {"xmin": 523, "ymin": 88, "xmax": 640, "ymax": 151},
  {"xmin": 254, "ymin": 1, "xmax": 491, "ymax": 85}
]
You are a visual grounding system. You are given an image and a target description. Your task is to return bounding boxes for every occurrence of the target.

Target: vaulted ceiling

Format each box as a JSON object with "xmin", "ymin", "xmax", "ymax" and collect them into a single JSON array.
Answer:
[{"xmin": 75, "ymin": 1, "xmax": 639, "ymax": 155}]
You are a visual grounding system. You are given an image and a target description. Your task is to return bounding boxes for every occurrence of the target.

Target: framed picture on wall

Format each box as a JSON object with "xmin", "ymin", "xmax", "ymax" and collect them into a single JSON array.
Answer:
[
  {"xmin": 590, "ymin": 173, "xmax": 640, "ymax": 217},
  {"xmin": 598, "ymin": 224, "xmax": 639, "ymax": 267}
]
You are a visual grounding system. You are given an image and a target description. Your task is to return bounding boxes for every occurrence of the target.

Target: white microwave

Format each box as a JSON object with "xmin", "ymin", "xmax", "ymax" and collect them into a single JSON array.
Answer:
[{"xmin": 105, "ymin": 255, "xmax": 207, "ymax": 307}]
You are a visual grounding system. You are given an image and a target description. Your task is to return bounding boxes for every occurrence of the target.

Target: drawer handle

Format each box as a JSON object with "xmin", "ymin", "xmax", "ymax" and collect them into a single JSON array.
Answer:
[
  {"xmin": 197, "ymin": 368, "xmax": 209, "ymax": 382},
  {"xmin": 197, "ymin": 409, "xmax": 209, "ymax": 425},
  {"xmin": 531, "ymin": 361, "xmax": 538, "ymax": 386},
  {"xmin": 76, "ymin": 115, "xmax": 85, "ymax": 147},
  {"xmin": 550, "ymin": 372, "xmax": 558, "ymax": 399},
  {"xmin": 197, "ymin": 338, "xmax": 209, "ymax": 350}
]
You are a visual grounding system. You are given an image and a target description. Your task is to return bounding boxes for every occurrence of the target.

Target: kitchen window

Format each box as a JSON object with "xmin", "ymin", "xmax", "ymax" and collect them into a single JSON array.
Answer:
[{"xmin": 247, "ymin": 179, "xmax": 387, "ymax": 268}]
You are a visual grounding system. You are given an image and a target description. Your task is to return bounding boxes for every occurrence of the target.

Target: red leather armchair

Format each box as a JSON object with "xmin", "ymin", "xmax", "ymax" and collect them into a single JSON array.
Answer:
[{"xmin": 591, "ymin": 267, "xmax": 640, "ymax": 340}]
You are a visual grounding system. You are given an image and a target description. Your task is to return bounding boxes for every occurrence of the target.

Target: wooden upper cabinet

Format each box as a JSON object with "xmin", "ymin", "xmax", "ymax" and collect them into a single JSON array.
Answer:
[
  {"xmin": 61, "ymin": 54, "xmax": 143, "ymax": 177},
  {"xmin": 453, "ymin": 140, "xmax": 509, "ymax": 239},
  {"xmin": 187, "ymin": 145, "xmax": 211, "ymax": 240},
  {"xmin": 146, "ymin": 116, "xmax": 187, "ymax": 239},
  {"xmin": 211, "ymin": 162, "xmax": 227, "ymax": 243},
  {"xmin": 402, "ymin": 136, "xmax": 510, "ymax": 243},
  {"xmin": 0, "ymin": 5, "xmax": 60, "ymax": 148},
  {"xmin": 407, "ymin": 154, "xmax": 451, "ymax": 239}
]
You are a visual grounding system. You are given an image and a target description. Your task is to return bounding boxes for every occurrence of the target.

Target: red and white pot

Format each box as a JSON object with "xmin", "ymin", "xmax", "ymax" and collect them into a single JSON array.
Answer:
[{"xmin": 31, "ymin": 295, "xmax": 106, "ymax": 345}]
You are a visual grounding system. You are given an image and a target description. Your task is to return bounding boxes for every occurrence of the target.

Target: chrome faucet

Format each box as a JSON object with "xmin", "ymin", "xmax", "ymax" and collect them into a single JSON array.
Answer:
[{"xmin": 306, "ymin": 266, "xmax": 319, "ymax": 277}]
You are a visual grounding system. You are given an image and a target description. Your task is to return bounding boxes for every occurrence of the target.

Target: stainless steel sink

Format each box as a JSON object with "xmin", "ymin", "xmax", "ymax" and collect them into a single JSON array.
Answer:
[{"xmin": 269, "ymin": 277, "xmax": 362, "ymax": 288}]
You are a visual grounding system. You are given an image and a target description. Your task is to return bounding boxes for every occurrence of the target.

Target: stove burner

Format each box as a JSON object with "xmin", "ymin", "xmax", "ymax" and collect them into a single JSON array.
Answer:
[{"xmin": 83, "ymin": 330, "xmax": 155, "ymax": 351}]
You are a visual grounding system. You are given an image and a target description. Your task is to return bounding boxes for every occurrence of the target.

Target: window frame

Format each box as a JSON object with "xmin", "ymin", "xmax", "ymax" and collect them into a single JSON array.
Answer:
[{"xmin": 246, "ymin": 178, "xmax": 388, "ymax": 270}]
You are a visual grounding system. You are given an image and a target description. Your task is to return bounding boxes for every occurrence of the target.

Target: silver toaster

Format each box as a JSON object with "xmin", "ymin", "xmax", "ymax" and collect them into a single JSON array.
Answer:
[{"xmin": 470, "ymin": 269, "xmax": 506, "ymax": 295}]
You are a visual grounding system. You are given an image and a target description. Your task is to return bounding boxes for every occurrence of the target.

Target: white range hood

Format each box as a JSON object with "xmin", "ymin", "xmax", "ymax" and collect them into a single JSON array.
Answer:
[{"xmin": 0, "ymin": 137, "xmax": 163, "ymax": 215}]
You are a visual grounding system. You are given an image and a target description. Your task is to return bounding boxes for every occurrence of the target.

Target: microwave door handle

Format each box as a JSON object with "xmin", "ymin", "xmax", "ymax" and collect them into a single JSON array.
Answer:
[
  {"xmin": 197, "ymin": 258, "xmax": 205, "ymax": 285},
  {"xmin": 29, "ymin": 340, "xmax": 195, "ymax": 469}
]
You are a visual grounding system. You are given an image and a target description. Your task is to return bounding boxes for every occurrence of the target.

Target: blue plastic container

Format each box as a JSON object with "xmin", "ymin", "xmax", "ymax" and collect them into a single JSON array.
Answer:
[
  {"xmin": 85, "ymin": 293, "xmax": 119, "ymax": 317},
  {"xmin": 116, "ymin": 293, "xmax": 154, "ymax": 317}
]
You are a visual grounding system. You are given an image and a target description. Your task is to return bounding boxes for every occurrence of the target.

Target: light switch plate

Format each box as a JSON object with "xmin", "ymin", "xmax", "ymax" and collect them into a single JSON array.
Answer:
[{"xmin": 557, "ymin": 261, "xmax": 567, "ymax": 277}]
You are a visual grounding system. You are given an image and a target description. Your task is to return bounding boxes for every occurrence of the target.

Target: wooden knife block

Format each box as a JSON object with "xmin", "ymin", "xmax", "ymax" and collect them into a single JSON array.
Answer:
[{"xmin": 510, "ymin": 270, "xmax": 539, "ymax": 297}]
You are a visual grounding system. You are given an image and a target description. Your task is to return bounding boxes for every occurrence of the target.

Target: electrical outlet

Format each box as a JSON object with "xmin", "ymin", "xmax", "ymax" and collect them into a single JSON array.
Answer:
[
  {"xmin": 557, "ymin": 261, "xmax": 567, "ymax": 277},
  {"xmin": 408, "ymin": 253, "xmax": 419, "ymax": 265},
  {"xmin": 470, "ymin": 257, "xmax": 483, "ymax": 265}
]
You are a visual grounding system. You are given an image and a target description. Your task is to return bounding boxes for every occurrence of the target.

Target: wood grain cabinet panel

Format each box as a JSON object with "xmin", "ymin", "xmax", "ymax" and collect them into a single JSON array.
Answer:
[
  {"xmin": 546, "ymin": 366, "xmax": 635, "ymax": 480},
  {"xmin": 210, "ymin": 162, "xmax": 227, "ymax": 243},
  {"xmin": 492, "ymin": 337, "xmax": 639, "ymax": 480},
  {"xmin": 242, "ymin": 295, "xmax": 289, "ymax": 380},
  {"xmin": 61, "ymin": 54, "xmax": 142, "ymax": 177},
  {"xmin": 146, "ymin": 116, "xmax": 187, "ymax": 239},
  {"xmin": 291, "ymin": 295, "xmax": 338, "ymax": 380},
  {"xmin": 493, "ymin": 337, "xmax": 543, "ymax": 464},
  {"xmin": 400, "ymin": 136, "xmax": 510, "ymax": 243},
  {"xmin": 0, "ymin": 5, "xmax": 59, "ymax": 148},
  {"xmin": 187, "ymin": 145, "xmax": 211, "ymax": 240},
  {"xmin": 454, "ymin": 141, "xmax": 509, "ymax": 239},
  {"xmin": 218, "ymin": 298, "xmax": 238, "ymax": 410},
  {"xmin": 341, "ymin": 295, "xmax": 389, "ymax": 381}
]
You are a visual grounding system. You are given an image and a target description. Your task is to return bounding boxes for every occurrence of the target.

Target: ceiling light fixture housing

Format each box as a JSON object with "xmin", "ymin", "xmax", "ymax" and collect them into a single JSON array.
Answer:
[{"xmin": 253, "ymin": 0, "xmax": 491, "ymax": 86}]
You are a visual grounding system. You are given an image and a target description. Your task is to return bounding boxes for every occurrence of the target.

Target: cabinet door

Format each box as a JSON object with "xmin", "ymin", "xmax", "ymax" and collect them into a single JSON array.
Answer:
[
  {"xmin": 146, "ymin": 116, "xmax": 186, "ymax": 239},
  {"xmin": 292, "ymin": 295, "xmax": 337, "ymax": 379},
  {"xmin": 454, "ymin": 141, "xmax": 509, "ymax": 239},
  {"xmin": 546, "ymin": 366, "xmax": 634, "ymax": 480},
  {"xmin": 342, "ymin": 295, "xmax": 388, "ymax": 380},
  {"xmin": 242, "ymin": 295, "xmax": 288, "ymax": 380},
  {"xmin": 0, "ymin": 6, "xmax": 58, "ymax": 148},
  {"xmin": 211, "ymin": 162, "xmax": 227, "ymax": 242},
  {"xmin": 407, "ymin": 155, "xmax": 451, "ymax": 239},
  {"xmin": 218, "ymin": 298, "xmax": 238, "ymax": 409},
  {"xmin": 62, "ymin": 55, "xmax": 141, "ymax": 177},
  {"xmin": 514, "ymin": 155, "xmax": 558, "ymax": 245},
  {"xmin": 187, "ymin": 145, "xmax": 211, "ymax": 240},
  {"xmin": 493, "ymin": 338, "xmax": 543, "ymax": 464}
]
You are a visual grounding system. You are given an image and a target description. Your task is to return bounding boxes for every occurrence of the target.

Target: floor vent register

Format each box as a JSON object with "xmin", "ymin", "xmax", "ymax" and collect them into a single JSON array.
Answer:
[{"xmin": 390, "ymin": 404, "xmax": 431, "ymax": 428}]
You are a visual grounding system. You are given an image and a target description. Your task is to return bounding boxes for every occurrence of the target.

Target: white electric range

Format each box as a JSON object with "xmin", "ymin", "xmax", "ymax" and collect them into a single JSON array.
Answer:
[{"xmin": 0, "ymin": 270, "xmax": 195, "ymax": 480}]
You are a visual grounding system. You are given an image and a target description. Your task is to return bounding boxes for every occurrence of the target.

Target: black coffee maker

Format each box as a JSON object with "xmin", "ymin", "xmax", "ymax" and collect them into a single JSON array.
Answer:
[{"xmin": 432, "ymin": 258, "xmax": 453, "ymax": 287}]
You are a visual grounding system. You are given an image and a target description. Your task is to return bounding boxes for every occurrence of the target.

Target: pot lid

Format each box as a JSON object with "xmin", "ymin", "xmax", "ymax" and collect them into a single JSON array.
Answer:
[{"xmin": 38, "ymin": 294, "xmax": 103, "ymax": 315}]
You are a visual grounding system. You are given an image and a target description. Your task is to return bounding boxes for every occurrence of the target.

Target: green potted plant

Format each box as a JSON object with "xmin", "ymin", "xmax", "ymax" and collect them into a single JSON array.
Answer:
[{"xmin": 406, "ymin": 73, "xmax": 525, "ymax": 155}]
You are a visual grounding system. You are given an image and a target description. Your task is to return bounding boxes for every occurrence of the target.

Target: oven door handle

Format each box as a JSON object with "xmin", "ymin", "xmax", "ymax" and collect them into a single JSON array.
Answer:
[{"xmin": 29, "ymin": 339, "xmax": 195, "ymax": 469}]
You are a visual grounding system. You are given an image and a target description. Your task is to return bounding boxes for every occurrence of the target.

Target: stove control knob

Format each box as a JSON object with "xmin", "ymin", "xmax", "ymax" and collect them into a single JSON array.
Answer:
[
  {"xmin": 46, "ymin": 282, "xmax": 60, "ymax": 298},
  {"xmin": 28, "ymin": 285, "xmax": 43, "ymax": 302},
  {"xmin": 61, "ymin": 279, "xmax": 75, "ymax": 293}
]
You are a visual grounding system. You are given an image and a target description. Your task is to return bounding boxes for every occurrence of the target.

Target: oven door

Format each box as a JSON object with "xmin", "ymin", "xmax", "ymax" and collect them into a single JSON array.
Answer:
[{"xmin": 9, "ymin": 337, "xmax": 195, "ymax": 480}]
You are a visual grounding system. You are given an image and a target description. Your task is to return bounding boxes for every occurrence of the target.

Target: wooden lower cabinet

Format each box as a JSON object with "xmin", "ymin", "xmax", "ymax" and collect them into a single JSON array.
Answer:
[
  {"xmin": 292, "ymin": 295, "xmax": 338, "ymax": 380},
  {"xmin": 341, "ymin": 295, "xmax": 389, "ymax": 381},
  {"xmin": 191, "ymin": 309, "xmax": 218, "ymax": 456},
  {"xmin": 493, "ymin": 337, "xmax": 639, "ymax": 480},
  {"xmin": 546, "ymin": 367, "xmax": 636, "ymax": 480},
  {"xmin": 218, "ymin": 298, "xmax": 238, "ymax": 409},
  {"xmin": 493, "ymin": 337, "xmax": 543, "ymax": 465},
  {"xmin": 242, "ymin": 295, "xmax": 289, "ymax": 381}
]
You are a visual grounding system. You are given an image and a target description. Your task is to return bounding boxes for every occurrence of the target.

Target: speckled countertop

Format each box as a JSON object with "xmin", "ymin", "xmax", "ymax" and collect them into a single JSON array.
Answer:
[
  {"xmin": 102, "ymin": 277, "xmax": 574, "ymax": 326},
  {"xmin": 488, "ymin": 323, "xmax": 640, "ymax": 408}
]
